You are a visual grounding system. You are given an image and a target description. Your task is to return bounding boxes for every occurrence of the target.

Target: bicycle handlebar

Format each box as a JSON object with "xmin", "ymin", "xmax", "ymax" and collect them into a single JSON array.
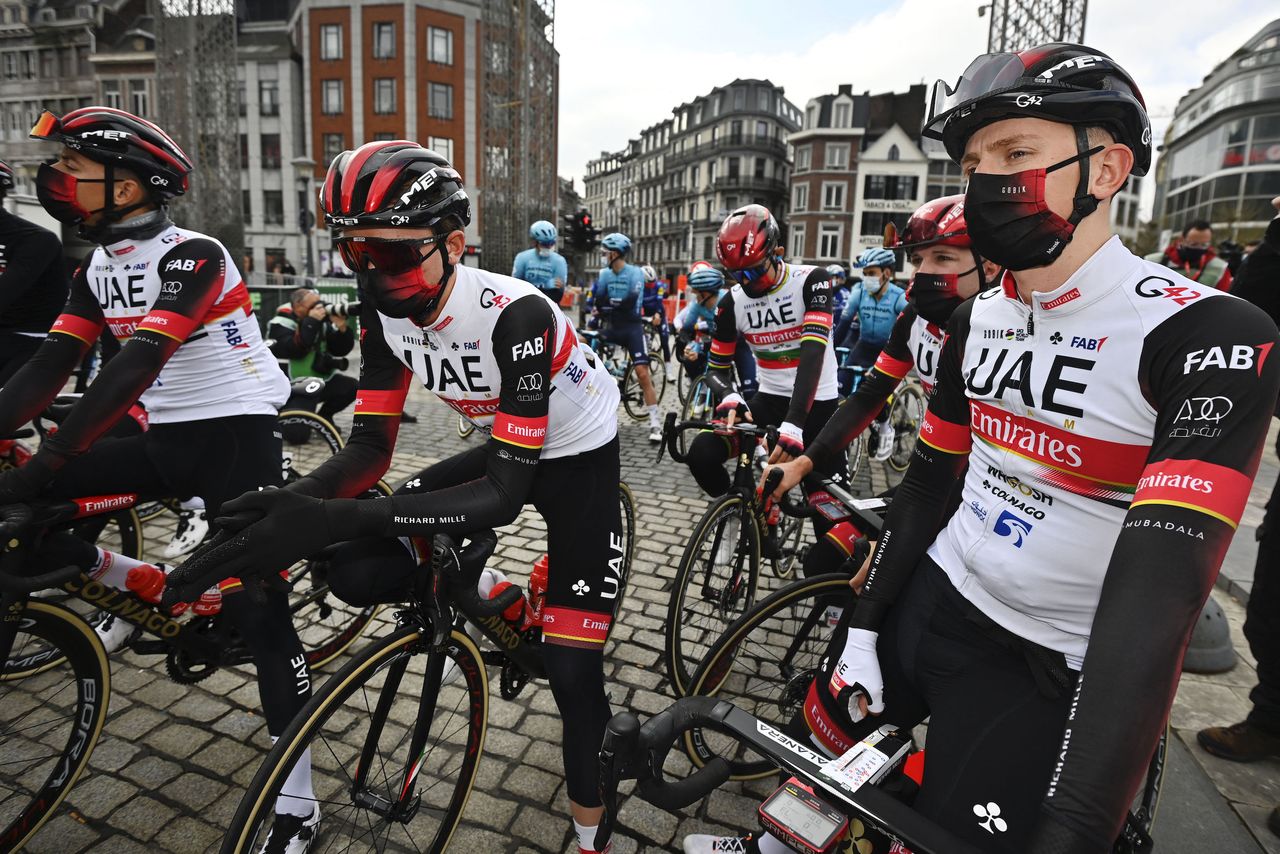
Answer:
[
  {"xmin": 596, "ymin": 697, "xmax": 981, "ymax": 854},
  {"xmin": 432, "ymin": 531, "xmax": 524, "ymax": 621},
  {"xmin": 658, "ymin": 412, "xmax": 778, "ymax": 465}
]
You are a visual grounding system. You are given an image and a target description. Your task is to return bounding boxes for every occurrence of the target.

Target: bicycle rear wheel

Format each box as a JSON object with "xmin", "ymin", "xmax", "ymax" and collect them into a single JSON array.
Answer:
[
  {"xmin": 278, "ymin": 409, "xmax": 344, "ymax": 484},
  {"xmin": 222, "ymin": 623, "xmax": 488, "ymax": 854},
  {"xmin": 607, "ymin": 482, "xmax": 637, "ymax": 648},
  {"xmin": 685, "ymin": 573, "xmax": 854, "ymax": 779},
  {"xmin": 0, "ymin": 601, "xmax": 110, "ymax": 850},
  {"xmin": 887, "ymin": 384, "xmax": 925, "ymax": 473},
  {"xmin": 665, "ymin": 495, "xmax": 761, "ymax": 696},
  {"xmin": 677, "ymin": 377, "xmax": 714, "ymax": 458}
]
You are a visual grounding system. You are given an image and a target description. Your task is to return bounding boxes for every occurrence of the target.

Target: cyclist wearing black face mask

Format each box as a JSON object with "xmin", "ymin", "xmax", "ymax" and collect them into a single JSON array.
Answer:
[{"xmin": 1145, "ymin": 219, "xmax": 1233, "ymax": 291}]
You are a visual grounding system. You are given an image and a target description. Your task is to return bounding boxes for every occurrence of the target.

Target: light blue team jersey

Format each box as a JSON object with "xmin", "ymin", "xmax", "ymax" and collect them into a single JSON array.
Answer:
[
  {"xmin": 679, "ymin": 290, "xmax": 724, "ymax": 334},
  {"xmin": 593, "ymin": 263, "xmax": 645, "ymax": 325},
  {"xmin": 838, "ymin": 282, "xmax": 907, "ymax": 345},
  {"xmin": 511, "ymin": 248, "xmax": 569, "ymax": 292}
]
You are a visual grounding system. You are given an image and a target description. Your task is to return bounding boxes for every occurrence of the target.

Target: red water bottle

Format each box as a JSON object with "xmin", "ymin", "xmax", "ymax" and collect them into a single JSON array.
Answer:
[
  {"xmin": 125, "ymin": 564, "xmax": 189, "ymax": 617},
  {"xmin": 528, "ymin": 554, "xmax": 549, "ymax": 626}
]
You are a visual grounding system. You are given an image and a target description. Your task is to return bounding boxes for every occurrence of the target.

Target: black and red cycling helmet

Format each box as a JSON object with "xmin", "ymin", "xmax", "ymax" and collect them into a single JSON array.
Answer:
[
  {"xmin": 716, "ymin": 204, "xmax": 780, "ymax": 272},
  {"xmin": 890, "ymin": 194, "xmax": 970, "ymax": 252},
  {"xmin": 320, "ymin": 140, "xmax": 471, "ymax": 233},
  {"xmin": 922, "ymin": 43, "xmax": 1152, "ymax": 176},
  {"xmin": 30, "ymin": 107, "xmax": 193, "ymax": 199}
]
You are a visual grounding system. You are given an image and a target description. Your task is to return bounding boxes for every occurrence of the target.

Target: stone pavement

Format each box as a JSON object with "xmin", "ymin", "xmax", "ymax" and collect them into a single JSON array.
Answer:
[{"xmin": 14, "ymin": 380, "xmax": 1280, "ymax": 853}]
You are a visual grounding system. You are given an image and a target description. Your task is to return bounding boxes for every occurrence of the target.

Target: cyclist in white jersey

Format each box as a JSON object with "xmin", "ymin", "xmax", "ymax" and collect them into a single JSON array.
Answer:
[
  {"xmin": 751, "ymin": 44, "xmax": 1280, "ymax": 854},
  {"xmin": 0, "ymin": 107, "xmax": 318, "ymax": 852},
  {"xmin": 169, "ymin": 141, "xmax": 625, "ymax": 854}
]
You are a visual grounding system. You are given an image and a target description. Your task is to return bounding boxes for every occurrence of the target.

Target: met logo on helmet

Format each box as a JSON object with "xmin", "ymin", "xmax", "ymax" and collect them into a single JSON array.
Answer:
[
  {"xmin": 399, "ymin": 171, "xmax": 438, "ymax": 206},
  {"xmin": 1036, "ymin": 55, "xmax": 1106, "ymax": 80},
  {"xmin": 80, "ymin": 129, "xmax": 131, "ymax": 142}
]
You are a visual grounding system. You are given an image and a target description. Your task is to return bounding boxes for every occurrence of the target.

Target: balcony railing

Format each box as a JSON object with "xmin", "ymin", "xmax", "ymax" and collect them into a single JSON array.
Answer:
[{"xmin": 712, "ymin": 175, "xmax": 788, "ymax": 193}]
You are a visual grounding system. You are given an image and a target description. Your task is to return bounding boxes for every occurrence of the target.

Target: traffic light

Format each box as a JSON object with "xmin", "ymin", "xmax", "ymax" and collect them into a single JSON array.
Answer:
[{"xmin": 560, "ymin": 208, "xmax": 600, "ymax": 253}]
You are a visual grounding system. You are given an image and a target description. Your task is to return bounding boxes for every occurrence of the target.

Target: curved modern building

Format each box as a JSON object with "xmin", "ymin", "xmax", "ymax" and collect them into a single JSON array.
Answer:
[{"xmin": 1155, "ymin": 18, "xmax": 1280, "ymax": 242}]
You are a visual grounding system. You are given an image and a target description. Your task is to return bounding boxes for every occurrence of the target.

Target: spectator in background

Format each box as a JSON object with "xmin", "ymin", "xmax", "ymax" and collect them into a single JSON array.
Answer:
[
  {"xmin": 267, "ymin": 287, "xmax": 357, "ymax": 440},
  {"xmin": 1146, "ymin": 219, "xmax": 1233, "ymax": 290},
  {"xmin": 0, "ymin": 160, "xmax": 69, "ymax": 385},
  {"xmin": 1198, "ymin": 195, "xmax": 1280, "ymax": 837}
]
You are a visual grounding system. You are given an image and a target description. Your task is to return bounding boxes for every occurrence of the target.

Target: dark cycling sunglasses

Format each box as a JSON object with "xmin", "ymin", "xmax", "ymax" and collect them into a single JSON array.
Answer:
[
  {"xmin": 336, "ymin": 236, "xmax": 442, "ymax": 275},
  {"xmin": 729, "ymin": 264, "xmax": 769, "ymax": 285}
]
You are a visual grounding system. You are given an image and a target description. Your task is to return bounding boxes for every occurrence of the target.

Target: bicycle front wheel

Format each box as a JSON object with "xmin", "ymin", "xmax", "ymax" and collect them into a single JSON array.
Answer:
[
  {"xmin": 887, "ymin": 384, "xmax": 925, "ymax": 473},
  {"xmin": 665, "ymin": 495, "xmax": 761, "ymax": 696},
  {"xmin": 222, "ymin": 624, "xmax": 488, "ymax": 854},
  {"xmin": 686, "ymin": 573, "xmax": 854, "ymax": 780},
  {"xmin": 0, "ymin": 601, "xmax": 110, "ymax": 850},
  {"xmin": 607, "ymin": 481, "xmax": 637, "ymax": 649},
  {"xmin": 277, "ymin": 409, "xmax": 344, "ymax": 484}
]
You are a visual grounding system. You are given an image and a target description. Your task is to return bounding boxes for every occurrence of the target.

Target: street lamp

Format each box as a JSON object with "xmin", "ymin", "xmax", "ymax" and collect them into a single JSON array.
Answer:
[{"xmin": 291, "ymin": 155, "xmax": 317, "ymax": 278}]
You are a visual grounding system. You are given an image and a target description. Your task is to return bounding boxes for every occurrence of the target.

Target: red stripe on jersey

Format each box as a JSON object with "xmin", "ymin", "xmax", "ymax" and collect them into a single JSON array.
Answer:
[
  {"xmin": 204, "ymin": 281, "xmax": 249, "ymax": 323},
  {"xmin": 918, "ymin": 410, "xmax": 971, "ymax": 454},
  {"xmin": 492, "ymin": 412, "xmax": 547, "ymax": 449},
  {"xmin": 709, "ymin": 339, "xmax": 736, "ymax": 357},
  {"xmin": 969, "ymin": 400, "xmax": 1149, "ymax": 485},
  {"xmin": 138, "ymin": 310, "xmax": 198, "ymax": 341},
  {"xmin": 744, "ymin": 325, "xmax": 801, "ymax": 347},
  {"xmin": 1132, "ymin": 458, "xmax": 1253, "ymax": 528},
  {"xmin": 873, "ymin": 350, "xmax": 913, "ymax": 380},
  {"xmin": 824, "ymin": 521, "xmax": 861, "ymax": 557},
  {"xmin": 541, "ymin": 606, "xmax": 611, "ymax": 647},
  {"xmin": 551, "ymin": 325, "xmax": 577, "ymax": 374},
  {"xmin": 50, "ymin": 313, "xmax": 103, "ymax": 345},
  {"xmin": 354, "ymin": 388, "xmax": 408, "ymax": 416},
  {"xmin": 439, "ymin": 396, "xmax": 501, "ymax": 419},
  {"xmin": 803, "ymin": 311, "xmax": 832, "ymax": 328},
  {"xmin": 803, "ymin": 679, "xmax": 856, "ymax": 756}
]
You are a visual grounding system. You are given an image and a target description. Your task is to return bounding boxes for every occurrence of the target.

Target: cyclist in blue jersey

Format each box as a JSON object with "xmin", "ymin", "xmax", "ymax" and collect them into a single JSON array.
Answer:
[
  {"xmin": 512, "ymin": 219, "xmax": 568, "ymax": 304},
  {"xmin": 827, "ymin": 264, "xmax": 850, "ymax": 324},
  {"xmin": 640, "ymin": 265, "xmax": 676, "ymax": 381},
  {"xmin": 833, "ymin": 247, "xmax": 907, "ymax": 397},
  {"xmin": 592, "ymin": 233, "xmax": 662, "ymax": 441},
  {"xmin": 674, "ymin": 262, "xmax": 757, "ymax": 394}
]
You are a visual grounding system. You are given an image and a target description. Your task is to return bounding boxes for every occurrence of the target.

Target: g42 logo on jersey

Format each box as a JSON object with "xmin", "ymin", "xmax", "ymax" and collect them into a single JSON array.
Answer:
[
  {"xmin": 511, "ymin": 333, "xmax": 546, "ymax": 360},
  {"xmin": 479, "ymin": 287, "xmax": 511, "ymax": 310},
  {"xmin": 164, "ymin": 258, "xmax": 207, "ymax": 273},
  {"xmin": 992, "ymin": 509, "xmax": 1033, "ymax": 548},
  {"xmin": 1134, "ymin": 276, "xmax": 1202, "ymax": 307},
  {"xmin": 1183, "ymin": 343, "xmax": 1274, "ymax": 376}
]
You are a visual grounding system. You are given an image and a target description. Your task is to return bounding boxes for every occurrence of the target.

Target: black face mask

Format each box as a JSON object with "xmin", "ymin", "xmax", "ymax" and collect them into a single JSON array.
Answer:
[
  {"xmin": 963, "ymin": 130, "xmax": 1104, "ymax": 271},
  {"xmin": 1179, "ymin": 247, "xmax": 1208, "ymax": 267},
  {"xmin": 908, "ymin": 271, "xmax": 966, "ymax": 325}
]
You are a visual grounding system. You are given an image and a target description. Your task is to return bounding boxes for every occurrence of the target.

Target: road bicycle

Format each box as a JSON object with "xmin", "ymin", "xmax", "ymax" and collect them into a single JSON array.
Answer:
[
  {"xmin": 580, "ymin": 327, "xmax": 668, "ymax": 420},
  {"xmin": 215, "ymin": 517, "xmax": 636, "ymax": 853},
  {"xmin": 0, "ymin": 483, "xmax": 385, "ymax": 850},
  {"xmin": 836, "ymin": 356, "xmax": 927, "ymax": 489},
  {"xmin": 658, "ymin": 415, "xmax": 814, "ymax": 696}
]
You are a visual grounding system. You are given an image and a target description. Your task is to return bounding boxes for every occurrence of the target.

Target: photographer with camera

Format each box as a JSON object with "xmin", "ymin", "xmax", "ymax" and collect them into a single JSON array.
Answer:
[{"xmin": 268, "ymin": 287, "xmax": 358, "ymax": 437}]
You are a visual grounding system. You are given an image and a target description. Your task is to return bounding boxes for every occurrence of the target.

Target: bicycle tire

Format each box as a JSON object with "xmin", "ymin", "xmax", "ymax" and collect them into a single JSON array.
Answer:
[
  {"xmin": 457, "ymin": 413, "xmax": 475, "ymax": 440},
  {"xmin": 621, "ymin": 363, "xmax": 646, "ymax": 421},
  {"xmin": 221, "ymin": 623, "xmax": 488, "ymax": 854},
  {"xmin": 0, "ymin": 601, "xmax": 110, "ymax": 850},
  {"xmin": 665, "ymin": 494, "xmax": 761, "ymax": 697},
  {"xmin": 606, "ymin": 481, "xmax": 637, "ymax": 651},
  {"xmin": 887, "ymin": 384, "xmax": 925, "ymax": 473},
  {"xmin": 846, "ymin": 431, "xmax": 867, "ymax": 489},
  {"xmin": 684, "ymin": 573, "xmax": 854, "ymax": 779},
  {"xmin": 277, "ymin": 409, "xmax": 344, "ymax": 485},
  {"xmin": 135, "ymin": 497, "xmax": 178, "ymax": 524},
  {"xmin": 770, "ymin": 511, "xmax": 807, "ymax": 580}
]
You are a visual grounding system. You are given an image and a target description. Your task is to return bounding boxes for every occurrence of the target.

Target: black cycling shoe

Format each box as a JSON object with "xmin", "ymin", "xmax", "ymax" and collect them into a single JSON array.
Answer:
[{"xmin": 259, "ymin": 804, "xmax": 320, "ymax": 854}]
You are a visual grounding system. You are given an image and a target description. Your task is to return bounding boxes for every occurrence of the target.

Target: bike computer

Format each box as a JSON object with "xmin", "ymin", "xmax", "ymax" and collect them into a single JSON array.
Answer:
[{"xmin": 758, "ymin": 777, "xmax": 848, "ymax": 854}]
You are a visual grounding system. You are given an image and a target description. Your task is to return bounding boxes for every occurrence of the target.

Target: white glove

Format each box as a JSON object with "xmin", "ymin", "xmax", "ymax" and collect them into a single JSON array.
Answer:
[
  {"xmin": 776, "ymin": 421, "xmax": 805, "ymax": 457},
  {"xmin": 827, "ymin": 628, "xmax": 884, "ymax": 723}
]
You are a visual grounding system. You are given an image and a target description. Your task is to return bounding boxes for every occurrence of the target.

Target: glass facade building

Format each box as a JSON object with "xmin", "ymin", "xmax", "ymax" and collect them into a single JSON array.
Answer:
[{"xmin": 1155, "ymin": 19, "xmax": 1280, "ymax": 240}]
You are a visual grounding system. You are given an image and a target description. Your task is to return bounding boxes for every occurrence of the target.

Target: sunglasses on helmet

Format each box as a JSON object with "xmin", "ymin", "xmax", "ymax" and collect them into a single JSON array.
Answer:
[{"xmin": 336, "ymin": 236, "xmax": 442, "ymax": 275}]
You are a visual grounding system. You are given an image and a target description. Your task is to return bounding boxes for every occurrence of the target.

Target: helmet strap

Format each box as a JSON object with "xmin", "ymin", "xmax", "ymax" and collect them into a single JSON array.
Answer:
[{"xmin": 1060, "ymin": 126, "xmax": 1102, "ymax": 227}]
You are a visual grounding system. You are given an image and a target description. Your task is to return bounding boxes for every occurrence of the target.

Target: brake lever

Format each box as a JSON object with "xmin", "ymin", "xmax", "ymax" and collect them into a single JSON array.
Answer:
[{"xmin": 596, "ymin": 712, "xmax": 641, "ymax": 852}]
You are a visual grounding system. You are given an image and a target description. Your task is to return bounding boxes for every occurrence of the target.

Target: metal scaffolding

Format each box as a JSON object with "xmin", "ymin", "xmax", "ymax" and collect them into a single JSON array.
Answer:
[
  {"xmin": 479, "ymin": 0, "xmax": 558, "ymax": 274},
  {"xmin": 984, "ymin": 0, "xmax": 1087, "ymax": 52},
  {"xmin": 153, "ymin": 0, "xmax": 244, "ymax": 265}
]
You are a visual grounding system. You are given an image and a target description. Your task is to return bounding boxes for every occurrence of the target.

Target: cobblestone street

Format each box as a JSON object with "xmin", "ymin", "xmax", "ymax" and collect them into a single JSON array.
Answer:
[{"xmin": 12, "ymin": 378, "xmax": 1280, "ymax": 853}]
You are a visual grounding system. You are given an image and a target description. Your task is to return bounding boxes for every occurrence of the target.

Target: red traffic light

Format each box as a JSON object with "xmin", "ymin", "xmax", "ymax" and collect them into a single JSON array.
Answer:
[{"xmin": 582, "ymin": 214, "xmax": 590, "ymax": 226}]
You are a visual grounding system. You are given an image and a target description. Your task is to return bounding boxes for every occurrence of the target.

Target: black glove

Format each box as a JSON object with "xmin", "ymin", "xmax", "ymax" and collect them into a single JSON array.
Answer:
[{"xmin": 0, "ymin": 455, "xmax": 55, "ymax": 506}]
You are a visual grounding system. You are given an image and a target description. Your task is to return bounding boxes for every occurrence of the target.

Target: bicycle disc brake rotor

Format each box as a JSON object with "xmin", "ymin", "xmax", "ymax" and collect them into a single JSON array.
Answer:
[{"xmin": 778, "ymin": 667, "xmax": 818, "ymax": 718}]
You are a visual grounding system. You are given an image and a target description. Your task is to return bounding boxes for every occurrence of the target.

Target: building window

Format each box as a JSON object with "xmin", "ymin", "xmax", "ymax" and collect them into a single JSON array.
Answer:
[
  {"xmin": 758, "ymin": 89, "xmax": 770, "ymax": 111},
  {"xmin": 805, "ymin": 104, "xmax": 818, "ymax": 129},
  {"xmin": 756, "ymin": 120, "xmax": 768, "ymax": 139},
  {"xmin": 888, "ymin": 144, "xmax": 900, "ymax": 161},
  {"xmin": 374, "ymin": 78, "xmax": 396, "ymax": 114},
  {"xmin": 259, "ymin": 79, "xmax": 279, "ymax": 116},
  {"xmin": 789, "ymin": 223, "xmax": 806, "ymax": 258},
  {"xmin": 130, "ymin": 79, "xmax": 149, "ymax": 117},
  {"xmin": 727, "ymin": 157, "xmax": 740, "ymax": 180},
  {"xmin": 372, "ymin": 22, "xmax": 396, "ymax": 59},
  {"xmin": 818, "ymin": 223, "xmax": 842, "ymax": 259},
  {"xmin": 263, "ymin": 190, "xmax": 284, "ymax": 225},
  {"xmin": 322, "ymin": 80, "xmax": 343, "ymax": 115},
  {"xmin": 703, "ymin": 235, "xmax": 713, "ymax": 259},
  {"xmin": 834, "ymin": 101, "xmax": 851, "ymax": 128},
  {"xmin": 237, "ymin": 79, "xmax": 246, "ymax": 116},
  {"xmin": 3, "ymin": 53, "xmax": 16, "ymax": 80},
  {"xmin": 825, "ymin": 143, "xmax": 849, "ymax": 170},
  {"xmin": 322, "ymin": 133, "xmax": 345, "ymax": 165},
  {"xmin": 103, "ymin": 80, "xmax": 122, "ymax": 109},
  {"xmin": 242, "ymin": 190, "xmax": 251, "ymax": 222},
  {"xmin": 822, "ymin": 182, "xmax": 845, "ymax": 210},
  {"xmin": 795, "ymin": 145, "xmax": 811, "ymax": 172},
  {"xmin": 864, "ymin": 174, "xmax": 886, "ymax": 199},
  {"xmin": 754, "ymin": 157, "xmax": 766, "ymax": 179},
  {"xmin": 239, "ymin": 134, "xmax": 249, "ymax": 169},
  {"xmin": 861, "ymin": 212, "xmax": 892, "ymax": 236},
  {"xmin": 320, "ymin": 24, "xmax": 343, "ymax": 60},
  {"xmin": 428, "ymin": 83, "xmax": 453, "ymax": 119},
  {"xmin": 733, "ymin": 88, "xmax": 745, "ymax": 111},
  {"xmin": 428, "ymin": 27, "xmax": 453, "ymax": 65},
  {"xmin": 792, "ymin": 183, "xmax": 808, "ymax": 212},
  {"xmin": 261, "ymin": 134, "xmax": 281, "ymax": 170},
  {"xmin": 373, "ymin": 132, "xmax": 397, "ymax": 141},
  {"xmin": 429, "ymin": 136, "xmax": 453, "ymax": 163}
]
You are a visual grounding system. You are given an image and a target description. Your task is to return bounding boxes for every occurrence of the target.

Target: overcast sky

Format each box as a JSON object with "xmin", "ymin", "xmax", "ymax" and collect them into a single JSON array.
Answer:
[{"xmin": 555, "ymin": 0, "xmax": 1277, "ymax": 215}]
